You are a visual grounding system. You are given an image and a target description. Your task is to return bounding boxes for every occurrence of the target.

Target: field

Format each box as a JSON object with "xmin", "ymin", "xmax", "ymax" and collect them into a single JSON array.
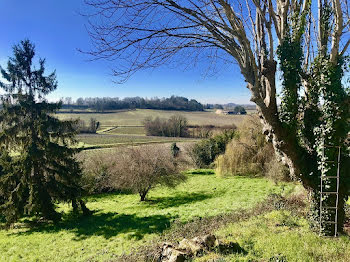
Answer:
[
  {"xmin": 57, "ymin": 109, "xmax": 245, "ymax": 149},
  {"xmin": 56, "ymin": 109, "xmax": 246, "ymax": 128},
  {"xmin": 0, "ymin": 170, "xmax": 290, "ymax": 262},
  {"xmin": 76, "ymin": 134, "xmax": 197, "ymax": 150}
]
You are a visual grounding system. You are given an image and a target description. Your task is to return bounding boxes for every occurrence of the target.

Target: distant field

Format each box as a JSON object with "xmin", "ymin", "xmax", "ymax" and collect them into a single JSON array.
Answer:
[
  {"xmin": 77, "ymin": 134, "xmax": 197, "ymax": 149},
  {"xmin": 57, "ymin": 109, "xmax": 249, "ymax": 149},
  {"xmin": 103, "ymin": 126, "xmax": 146, "ymax": 135},
  {"xmin": 56, "ymin": 109, "xmax": 247, "ymax": 127}
]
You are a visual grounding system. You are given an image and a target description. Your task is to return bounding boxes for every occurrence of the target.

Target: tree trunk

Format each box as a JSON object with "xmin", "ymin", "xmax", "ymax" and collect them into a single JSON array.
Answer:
[
  {"xmin": 140, "ymin": 192, "xmax": 147, "ymax": 202},
  {"xmin": 79, "ymin": 200, "xmax": 92, "ymax": 216},
  {"xmin": 250, "ymin": 60, "xmax": 348, "ymax": 236},
  {"xmin": 72, "ymin": 199, "xmax": 79, "ymax": 214}
]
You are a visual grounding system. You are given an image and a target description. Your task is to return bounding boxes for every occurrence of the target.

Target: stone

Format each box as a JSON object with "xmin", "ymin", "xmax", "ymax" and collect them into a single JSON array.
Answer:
[
  {"xmin": 178, "ymin": 238, "xmax": 202, "ymax": 255},
  {"xmin": 202, "ymin": 234, "xmax": 216, "ymax": 248},
  {"xmin": 191, "ymin": 236, "xmax": 204, "ymax": 245},
  {"xmin": 162, "ymin": 247, "xmax": 173, "ymax": 258},
  {"xmin": 168, "ymin": 250, "xmax": 187, "ymax": 262}
]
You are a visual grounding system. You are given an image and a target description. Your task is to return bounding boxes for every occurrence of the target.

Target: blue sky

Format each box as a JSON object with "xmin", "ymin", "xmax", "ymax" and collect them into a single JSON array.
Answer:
[{"xmin": 0, "ymin": 1, "xmax": 252, "ymax": 104}]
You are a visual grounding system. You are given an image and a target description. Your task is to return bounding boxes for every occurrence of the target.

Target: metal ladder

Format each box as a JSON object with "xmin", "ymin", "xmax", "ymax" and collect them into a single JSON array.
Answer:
[{"xmin": 319, "ymin": 145, "xmax": 341, "ymax": 237}]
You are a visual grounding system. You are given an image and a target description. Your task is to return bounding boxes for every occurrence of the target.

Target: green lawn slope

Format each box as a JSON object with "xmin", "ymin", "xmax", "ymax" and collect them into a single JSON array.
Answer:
[{"xmin": 0, "ymin": 171, "xmax": 289, "ymax": 262}]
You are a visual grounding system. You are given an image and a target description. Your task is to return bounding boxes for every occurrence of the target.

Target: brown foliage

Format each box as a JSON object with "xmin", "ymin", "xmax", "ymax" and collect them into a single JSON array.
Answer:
[
  {"xmin": 111, "ymin": 145, "xmax": 187, "ymax": 201},
  {"xmin": 216, "ymin": 115, "xmax": 286, "ymax": 179},
  {"xmin": 79, "ymin": 144, "xmax": 188, "ymax": 199}
]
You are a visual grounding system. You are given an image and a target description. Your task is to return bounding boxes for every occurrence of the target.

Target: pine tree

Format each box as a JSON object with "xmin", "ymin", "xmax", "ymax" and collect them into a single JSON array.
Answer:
[{"xmin": 0, "ymin": 40, "xmax": 90, "ymax": 224}]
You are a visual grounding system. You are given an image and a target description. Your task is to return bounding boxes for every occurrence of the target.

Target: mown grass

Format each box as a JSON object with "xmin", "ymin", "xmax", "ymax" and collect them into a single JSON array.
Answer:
[
  {"xmin": 0, "ymin": 170, "xmax": 289, "ymax": 262},
  {"xmin": 57, "ymin": 109, "xmax": 246, "ymax": 127},
  {"xmin": 196, "ymin": 209, "xmax": 350, "ymax": 262}
]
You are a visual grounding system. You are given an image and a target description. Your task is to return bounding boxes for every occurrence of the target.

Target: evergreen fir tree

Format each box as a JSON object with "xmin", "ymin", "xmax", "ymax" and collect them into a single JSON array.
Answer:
[{"xmin": 0, "ymin": 40, "xmax": 90, "ymax": 224}]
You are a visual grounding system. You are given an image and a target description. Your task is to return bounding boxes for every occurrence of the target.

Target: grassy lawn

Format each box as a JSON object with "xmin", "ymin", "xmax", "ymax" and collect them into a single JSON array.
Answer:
[
  {"xmin": 196, "ymin": 209, "xmax": 350, "ymax": 262},
  {"xmin": 0, "ymin": 171, "xmax": 289, "ymax": 262},
  {"xmin": 56, "ymin": 109, "xmax": 246, "ymax": 127}
]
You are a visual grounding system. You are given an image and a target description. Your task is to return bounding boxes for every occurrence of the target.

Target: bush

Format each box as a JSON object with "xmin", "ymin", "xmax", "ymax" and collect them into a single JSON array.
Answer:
[
  {"xmin": 143, "ymin": 115, "xmax": 188, "ymax": 137},
  {"xmin": 188, "ymin": 124, "xmax": 236, "ymax": 138},
  {"xmin": 171, "ymin": 142, "xmax": 180, "ymax": 157},
  {"xmin": 266, "ymin": 157, "xmax": 291, "ymax": 184},
  {"xmin": 79, "ymin": 145, "xmax": 188, "ymax": 199},
  {"xmin": 233, "ymin": 105, "xmax": 247, "ymax": 114},
  {"xmin": 215, "ymin": 115, "xmax": 275, "ymax": 176},
  {"xmin": 78, "ymin": 151, "xmax": 118, "ymax": 194},
  {"xmin": 113, "ymin": 146, "xmax": 187, "ymax": 201},
  {"xmin": 189, "ymin": 130, "xmax": 235, "ymax": 168}
]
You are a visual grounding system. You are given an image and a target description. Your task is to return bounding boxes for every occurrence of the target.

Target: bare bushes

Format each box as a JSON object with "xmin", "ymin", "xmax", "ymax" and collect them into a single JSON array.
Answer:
[
  {"xmin": 115, "ymin": 146, "xmax": 186, "ymax": 201},
  {"xmin": 265, "ymin": 157, "xmax": 291, "ymax": 183},
  {"xmin": 78, "ymin": 150, "xmax": 118, "ymax": 194},
  {"xmin": 188, "ymin": 125, "xmax": 236, "ymax": 138},
  {"xmin": 216, "ymin": 115, "xmax": 289, "ymax": 180},
  {"xmin": 143, "ymin": 115, "xmax": 188, "ymax": 137},
  {"xmin": 79, "ymin": 145, "xmax": 187, "ymax": 200}
]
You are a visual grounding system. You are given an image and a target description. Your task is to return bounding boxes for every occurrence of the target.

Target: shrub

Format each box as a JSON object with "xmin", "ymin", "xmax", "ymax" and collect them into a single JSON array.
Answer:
[
  {"xmin": 114, "ymin": 146, "xmax": 187, "ymax": 201},
  {"xmin": 143, "ymin": 115, "xmax": 188, "ymax": 137},
  {"xmin": 233, "ymin": 105, "xmax": 247, "ymax": 114},
  {"xmin": 171, "ymin": 142, "xmax": 180, "ymax": 157},
  {"xmin": 189, "ymin": 130, "xmax": 235, "ymax": 168},
  {"xmin": 79, "ymin": 145, "xmax": 187, "ymax": 200},
  {"xmin": 266, "ymin": 157, "xmax": 291, "ymax": 184},
  {"xmin": 188, "ymin": 124, "xmax": 236, "ymax": 138},
  {"xmin": 215, "ymin": 115, "xmax": 275, "ymax": 176},
  {"xmin": 78, "ymin": 151, "xmax": 118, "ymax": 194}
]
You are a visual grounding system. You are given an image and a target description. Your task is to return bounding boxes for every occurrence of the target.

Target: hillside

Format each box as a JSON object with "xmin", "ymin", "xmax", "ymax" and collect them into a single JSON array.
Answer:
[{"xmin": 56, "ymin": 109, "xmax": 247, "ymax": 127}]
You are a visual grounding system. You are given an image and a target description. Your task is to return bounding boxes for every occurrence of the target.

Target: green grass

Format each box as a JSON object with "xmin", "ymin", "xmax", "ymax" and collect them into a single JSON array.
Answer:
[
  {"xmin": 196, "ymin": 209, "xmax": 350, "ymax": 262},
  {"xmin": 0, "ymin": 171, "xmax": 289, "ymax": 262},
  {"xmin": 56, "ymin": 109, "xmax": 246, "ymax": 127}
]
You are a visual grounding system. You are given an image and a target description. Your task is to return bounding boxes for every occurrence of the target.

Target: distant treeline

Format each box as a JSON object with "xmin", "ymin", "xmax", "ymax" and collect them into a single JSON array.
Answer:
[{"xmin": 61, "ymin": 96, "xmax": 204, "ymax": 112}]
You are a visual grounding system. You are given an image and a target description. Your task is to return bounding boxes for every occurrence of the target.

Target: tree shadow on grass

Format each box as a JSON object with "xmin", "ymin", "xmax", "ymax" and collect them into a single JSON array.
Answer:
[
  {"xmin": 147, "ymin": 192, "xmax": 215, "ymax": 209},
  {"xmin": 12, "ymin": 212, "xmax": 174, "ymax": 241}
]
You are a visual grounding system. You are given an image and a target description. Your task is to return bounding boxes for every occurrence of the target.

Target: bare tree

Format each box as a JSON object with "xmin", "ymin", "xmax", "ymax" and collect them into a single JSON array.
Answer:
[
  {"xmin": 84, "ymin": 0, "xmax": 350, "ymax": 235},
  {"xmin": 111, "ymin": 145, "xmax": 187, "ymax": 201}
]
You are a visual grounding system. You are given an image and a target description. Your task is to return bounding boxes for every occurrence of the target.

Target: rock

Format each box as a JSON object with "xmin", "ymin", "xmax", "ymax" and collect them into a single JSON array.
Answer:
[
  {"xmin": 161, "ymin": 243, "xmax": 174, "ymax": 258},
  {"xmin": 168, "ymin": 250, "xmax": 187, "ymax": 262},
  {"xmin": 160, "ymin": 242, "xmax": 188, "ymax": 262},
  {"xmin": 202, "ymin": 234, "xmax": 216, "ymax": 248},
  {"xmin": 159, "ymin": 235, "xmax": 219, "ymax": 261},
  {"xmin": 178, "ymin": 238, "xmax": 202, "ymax": 255},
  {"xmin": 192, "ymin": 236, "xmax": 204, "ymax": 245}
]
